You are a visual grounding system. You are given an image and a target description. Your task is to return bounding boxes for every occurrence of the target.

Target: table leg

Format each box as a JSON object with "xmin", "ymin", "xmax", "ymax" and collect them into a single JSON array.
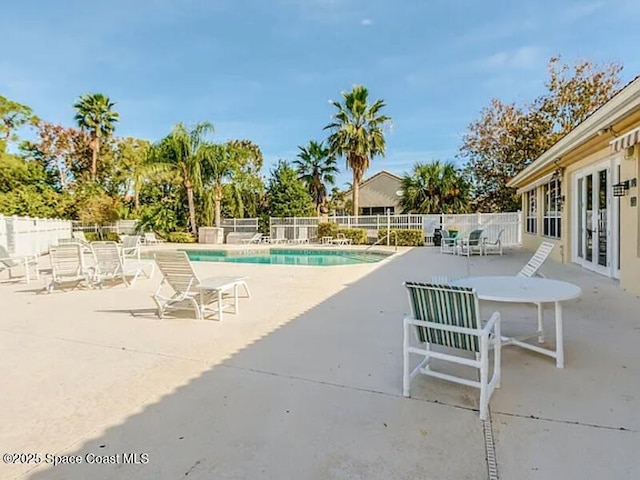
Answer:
[
  {"xmin": 537, "ymin": 303, "xmax": 545, "ymax": 343},
  {"xmin": 555, "ymin": 301, "xmax": 564, "ymax": 368}
]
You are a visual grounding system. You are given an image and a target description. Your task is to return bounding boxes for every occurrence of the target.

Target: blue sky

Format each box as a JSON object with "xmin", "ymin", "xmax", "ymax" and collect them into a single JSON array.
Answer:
[{"xmin": 2, "ymin": 0, "xmax": 639, "ymax": 187}]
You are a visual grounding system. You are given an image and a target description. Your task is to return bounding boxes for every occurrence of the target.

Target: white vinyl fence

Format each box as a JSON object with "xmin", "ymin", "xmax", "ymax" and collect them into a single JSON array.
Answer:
[
  {"xmin": 0, "ymin": 215, "xmax": 72, "ymax": 256},
  {"xmin": 220, "ymin": 218, "xmax": 259, "ymax": 237},
  {"xmin": 269, "ymin": 212, "xmax": 522, "ymax": 245}
]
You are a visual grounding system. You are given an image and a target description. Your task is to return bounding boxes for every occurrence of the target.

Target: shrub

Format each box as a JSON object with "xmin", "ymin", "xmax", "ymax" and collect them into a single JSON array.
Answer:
[
  {"xmin": 378, "ymin": 228, "xmax": 424, "ymax": 246},
  {"xmin": 317, "ymin": 222, "xmax": 339, "ymax": 238},
  {"xmin": 337, "ymin": 228, "xmax": 367, "ymax": 245},
  {"xmin": 167, "ymin": 232, "xmax": 195, "ymax": 243},
  {"xmin": 104, "ymin": 232, "xmax": 120, "ymax": 242},
  {"xmin": 84, "ymin": 232, "xmax": 99, "ymax": 242}
]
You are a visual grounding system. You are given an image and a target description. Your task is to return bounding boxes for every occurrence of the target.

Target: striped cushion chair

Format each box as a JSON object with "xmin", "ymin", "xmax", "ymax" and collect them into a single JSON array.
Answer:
[{"xmin": 403, "ymin": 282, "xmax": 501, "ymax": 420}]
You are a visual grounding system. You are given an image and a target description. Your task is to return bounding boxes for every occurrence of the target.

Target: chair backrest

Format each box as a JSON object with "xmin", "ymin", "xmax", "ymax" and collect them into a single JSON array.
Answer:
[
  {"xmin": 72, "ymin": 231, "xmax": 88, "ymax": 242},
  {"xmin": 144, "ymin": 232, "xmax": 157, "ymax": 242},
  {"xmin": 468, "ymin": 229, "xmax": 484, "ymax": 245},
  {"xmin": 517, "ymin": 241, "xmax": 555, "ymax": 278},
  {"xmin": 154, "ymin": 251, "xmax": 200, "ymax": 294},
  {"xmin": 0, "ymin": 245, "xmax": 19, "ymax": 268},
  {"xmin": 494, "ymin": 229, "xmax": 505, "ymax": 242},
  {"xmin": 404, "ymin": 282, "xmax": 481, "ymax": 352},
  {"xmin": 441, "ymin": 229, "xmax": 450, "ymax": 238},
  {"xmin": 297, "ymin": 227, "xmax": 308, "ymax": 241},
  {"xmin": 49, "ymin": 244, "xmax": 84, "ymax": 279},
  {"xmin": 249, "ymin": 232, "xmax": 262, "ymax": 242},
  {"xmin": 122, "ymin": 235, "xmax": 141, "ymax": 249},
  {"xmin": 91, "ymin": 241, "xmax": 123, "ymax": 276}
]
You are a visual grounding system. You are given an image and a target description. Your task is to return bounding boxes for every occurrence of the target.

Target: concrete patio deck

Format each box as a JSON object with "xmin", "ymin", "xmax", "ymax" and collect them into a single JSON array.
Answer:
[{"xmin": 0, "ymin": 246, "xmax": 638, "ymax": 479}]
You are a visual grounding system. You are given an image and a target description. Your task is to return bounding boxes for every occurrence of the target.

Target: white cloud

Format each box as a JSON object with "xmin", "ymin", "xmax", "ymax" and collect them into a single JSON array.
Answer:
[
  {"xmin": 561, "ymin": 2, "xmax": 604, "ymax": 22},
  {"xmin": 361, "ymin": 18, "xmax": 372, "ymax": 26},
  {"xmin": 479, "ymin": 46, "xmax": 545, "ymax": 70}
]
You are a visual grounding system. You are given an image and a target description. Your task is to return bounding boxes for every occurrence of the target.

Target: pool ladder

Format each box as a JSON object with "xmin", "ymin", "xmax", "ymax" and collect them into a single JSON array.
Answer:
[{"xmin": 365, "ymin": 231, "xmax": 398, "ymax": 253}]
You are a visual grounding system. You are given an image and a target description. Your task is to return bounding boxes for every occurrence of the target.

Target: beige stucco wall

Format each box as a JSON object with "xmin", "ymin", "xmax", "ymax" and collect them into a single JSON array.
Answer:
[
  {"xmin": 356, "ymin": 173, "xmax": 402, "ymax": 213},
  {"xmin": 618, "ymin": 152, "xmax": 640, "ymax": 296}
]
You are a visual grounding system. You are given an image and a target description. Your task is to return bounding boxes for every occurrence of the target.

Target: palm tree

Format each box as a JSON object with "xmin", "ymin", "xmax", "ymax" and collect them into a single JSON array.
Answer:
[
  {"xmin": 293, "ymin": 140, "xmax": 338, "ymax": 215},
  {"xmin": 325, "ymin": 85, "xmax": 390, "ymax": 217},
  {"xmin": 147, "ymin": 122, "xmax": 214, "ymax": 234},
  {"xmin": 199, "ymin": 142, "xmax": 242, "ymax": 228},
  {"xmin": 73, "ymin": 93, "xmax": 119, "ymax": 181},
  {"xmin": 399, "ymin": 160, "xmax": 471, "ymax": 214}
]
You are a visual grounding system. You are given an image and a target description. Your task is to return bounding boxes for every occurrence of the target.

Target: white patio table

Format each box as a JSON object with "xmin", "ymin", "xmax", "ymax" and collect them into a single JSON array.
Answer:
[{"xmin": 452, "ymin": 276, "xmax": 581, "ymax": 368}]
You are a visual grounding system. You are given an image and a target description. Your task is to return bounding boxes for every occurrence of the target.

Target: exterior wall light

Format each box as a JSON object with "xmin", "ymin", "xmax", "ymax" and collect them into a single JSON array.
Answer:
[{"xmin": 612, "ymin": 178, "xmax": 637, "ymax": 197}]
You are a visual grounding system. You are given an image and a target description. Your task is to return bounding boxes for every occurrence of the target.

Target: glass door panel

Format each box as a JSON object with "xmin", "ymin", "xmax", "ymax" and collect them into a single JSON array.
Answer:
[
  {"xmin": 577, "ymin": 177, "xmax": 584, "ymax": 259},
  {"xmin": 585, "ymin": 174, "xmax": 593, "ymax": 263},
  {"xmin": 597, "ymin": 169, "xmax": 608, "ymax": 267}
]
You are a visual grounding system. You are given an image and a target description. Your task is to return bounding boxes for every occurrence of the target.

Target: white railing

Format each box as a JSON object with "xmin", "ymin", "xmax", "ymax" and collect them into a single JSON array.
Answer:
[
  {"xmin": 0, "ymin": 215, "xmax": 72, "ymax": 256},
  {"xmin": 220, "ymin": 218, "xmax": 259, "ymax": 236},
  {"xmin": 268, "ymin": 212, "xmax": 522, "ymax": 245}
]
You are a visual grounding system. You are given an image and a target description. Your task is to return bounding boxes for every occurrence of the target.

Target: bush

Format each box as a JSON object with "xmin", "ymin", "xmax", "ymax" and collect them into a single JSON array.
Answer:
[
  {"xmin": 104, "ymin": 232, "xmax": 121, "ymax": 242},
  {"xmin": 378, "ymin": 228, "xmax": 424, "ymax": 246},
  {"xmin": 317, "ymin": 222, "xmax": 339, "ymax": 238},
  {"xmin": 337, "ymin": 228, "xmax": 367, "ymax": 245},
  {"xmin": 167, "ymin": 232, "xmax": 195, "ymax": 243},
  {"xmin": 84, "ymin": 232, "xmax": 99, "ymax": 242}
]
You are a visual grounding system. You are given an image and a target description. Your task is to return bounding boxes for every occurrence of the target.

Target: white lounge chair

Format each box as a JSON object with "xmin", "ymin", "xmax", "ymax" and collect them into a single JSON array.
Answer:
[
  {"xmin": 457, "ymin": 229, "xmax": 484, "ymax": 256},
  {"xmin": 483, "ymin": 229, "xmax": 504, "ymax": 255},
  {"xmin": 144, "ymin": 232, "xmax": 165, "ymax": 244},
  {"xmin": 48, "ymin": 243, "xmax": 92, "ymax": 292},
  {"xmin": 517, "ymin": 241, "xmax": 555, "ymax": 344},
  {"xmin": 240, "ymin": 233, "xmax": 263, "ymax": 244},
  {"xmin": 61, "ymin": 236, "xmax": 92, "ymax": 253},
  {"xmin": 0, "ymin": 245, "xmax": 39, "ymax": 284},
  {"xmin": 121, "ymin": 235, "xmax": 142, "ymax": 261},
  {"xmin": 153, "ymin": 251, "xmax": 250, "ymax": 320},
  {"xmin": 403, "ymin": 282, "xmax": 501, "ymax": 420},
  {"xmin": 90, "ymin": 241, "xmax": 154, "ymax": 287},
  {"xmin": 330, "ymin": 233, "xmax": 352, "ymax": 246}
]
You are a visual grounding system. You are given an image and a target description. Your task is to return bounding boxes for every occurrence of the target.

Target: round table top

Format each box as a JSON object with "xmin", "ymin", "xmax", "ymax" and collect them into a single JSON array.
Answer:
[{"xmin": 452, "ymin": 276, "xmax": 582, "ymax": 303}]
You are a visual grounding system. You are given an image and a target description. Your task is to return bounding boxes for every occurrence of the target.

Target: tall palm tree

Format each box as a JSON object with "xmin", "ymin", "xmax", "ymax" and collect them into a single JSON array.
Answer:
[
  {"xmin": 399, "ymin": 160, "xmax": 471, "ymax": 214},
  {"xmin": 73, "ymin": 93, "xmax": 119, "ymax": 181},
  {"xmin": 147, "ymin": 122, "xmax": 214, "ymax": 234},
  {"xmin": 325, "ymin": 85, "xmax": 390, "ymax": 217},
  {"xmin": 293, "ymin": 140, "xmax": 338, "ymax": 215},
  {"xmin": 199, "ymin": 142, "xmax": 242, "ymax": 228}
]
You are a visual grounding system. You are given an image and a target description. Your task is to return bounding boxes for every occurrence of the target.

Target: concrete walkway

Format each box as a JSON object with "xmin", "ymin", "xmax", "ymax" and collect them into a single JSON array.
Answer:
[{"xmin": 0, "ymin": 247, "xmax": 638, "ymax": 479}]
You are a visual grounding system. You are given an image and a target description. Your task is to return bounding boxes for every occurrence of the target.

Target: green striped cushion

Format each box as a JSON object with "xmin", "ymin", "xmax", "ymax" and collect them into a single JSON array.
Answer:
[{"xmin": 405, "ymin": 282, "xmax": 480, "ymax": 352}]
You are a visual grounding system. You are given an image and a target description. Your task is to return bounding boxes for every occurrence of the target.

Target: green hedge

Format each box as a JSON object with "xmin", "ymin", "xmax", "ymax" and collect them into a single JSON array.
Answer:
[
  {"xmin": 84, "ymin": 232, "xmax": 99, "ymax": 242},
  {"xmin": 317, "ymin": 222, "xmax": 339, "ymax": 238},
  {"xmin": 337, "ymin": 228, "xmax": 367, "ymax": 245},
  {"xmin": 167, "ymin": 232, "xmax": 196, "ymax": 243},
  {"xmin": 378, "ymin": 228, "xmax": 424, "ymax": 246},
  {"xmin": 104, "ymin": 232, "xmax": 120, "ymax": 242}
]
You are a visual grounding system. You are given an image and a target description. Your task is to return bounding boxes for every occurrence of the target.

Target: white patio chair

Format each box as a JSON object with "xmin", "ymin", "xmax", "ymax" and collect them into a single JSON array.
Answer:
[
  {"xmin": 61, "ymin": 236, "xmax": 92, "ymax": 253},
  {"xmin": 403, "ymin": 282, "xmax": 501, "ymax": 420},
  {"xmin": 48, "ymin": 244, "xmax": 92, "ymax": 292},
  {"xmin": 457, "ymin": 229, "xmax": 484, "ymax": 256},
  {"xmin": 240, "ymin": 233, "xmax": 263, "ymax": 244},
  {"xmin": 121, "ymin": 235, "xmax": 142, "ymax": 261},
  {"xmin": 153, "ymin": 251, "xmax": 250, "ymax": 320},
  {"xmin": 72, "ymin": 231, "xmax": 89, "ymax": 243},
  {"xmin": 483, "ymin": 229, "xmax": 504, "ymax": 255},
  {"xmin": 90, "ymin": 241, "xmax": 154, "ymax": 287},
  {"xmin": 144, "ymin": 232, "xmax": 165, "ymax": 244},
  {"xmin": 0, "ymin": 245, "xmax": 39, "ymax": 285},
  {"xmin": 290, "ymin": 227, "xmax": 310, "ymax": 244},
  {"xmin": 269, "ymin": 227, "xmax": 288, "ymax": 244},
  {"xmin": 440, "ymin": 229, "xmax": 458, "ymax": 254},
  {"xmin": 517, "ymin": 241, "xmax": 555, "ymax": 344}
]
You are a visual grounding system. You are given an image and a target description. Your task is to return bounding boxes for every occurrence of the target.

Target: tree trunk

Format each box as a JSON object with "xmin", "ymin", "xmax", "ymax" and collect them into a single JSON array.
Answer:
[
  {"xmin": 352, "ymin": 173, "xmax": 359, "ymax": 218},
  {"xmin": 214, "ymin": 183, "xmax": 223, "ymax": 228},
  {"xmin": 186, "ymin": 187, "xmax": 197, "ymax": 235},
  {"xmin": 90, "ymin": 136, "xmax": 99, "ymax": 182},
  {"xmin": 134, "ymin": 191, "xmax": 140, "ymax": 212}
]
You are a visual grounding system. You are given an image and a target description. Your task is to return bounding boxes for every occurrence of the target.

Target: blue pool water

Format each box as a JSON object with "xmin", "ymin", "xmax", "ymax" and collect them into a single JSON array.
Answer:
[{"xmin": 183, "ymin": 248, "xmax": 391, "ymax": 266}]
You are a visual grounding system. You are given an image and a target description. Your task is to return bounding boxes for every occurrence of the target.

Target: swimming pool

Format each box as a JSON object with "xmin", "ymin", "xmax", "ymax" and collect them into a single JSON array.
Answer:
[{"xmin": 183, "ymin": 248, "xmax": 391, "ymax": 266}]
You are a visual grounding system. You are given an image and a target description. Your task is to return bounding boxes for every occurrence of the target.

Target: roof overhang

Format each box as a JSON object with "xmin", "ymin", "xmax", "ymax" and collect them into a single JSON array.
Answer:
[{"xmin": 507, "ymin": 76, "xmax": 640, "ymax": 189}]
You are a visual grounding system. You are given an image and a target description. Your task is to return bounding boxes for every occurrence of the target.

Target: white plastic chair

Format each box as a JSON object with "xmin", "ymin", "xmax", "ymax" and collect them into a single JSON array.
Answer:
[
  {"xmin": 48, "ymin": 244, "xmax": 92, "ymax": 292},
  {"xmin": 403, "ymin": 282, "xmax": 501, "ymax": 420},
  {"xmin": 440, "ymin": 229, "xmax": 458, "ymax": 254},
  {"xmin": 457, "ymin": 229, "xmax": 484, "ymax": 256},
  {"xmin": 144, "ymin": 232, "xmax": 165, "ymax": 244},
  {"xmin": 90, "ymin": 241, "xmax": 154, "ymax": 287},
  {"xmin": 121, "ymin": 235, "xmax": 142, "ymax": 261},
  {"xmin": 0, "ymin": 245, "xmax": 39, "ymax": 285},
  {"xmin": 240, "ymin": 233, "xmax": 263, "ymax": 244},
  {"xmin": 483, "ymin": 229, "xmax": 504, "ymax": 255}
]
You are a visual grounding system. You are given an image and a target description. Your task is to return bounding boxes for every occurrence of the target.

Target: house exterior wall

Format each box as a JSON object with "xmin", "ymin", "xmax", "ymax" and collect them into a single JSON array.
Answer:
[
  {"xmin": 517, "ymin": 133, "xmax": 640, "ymax": 295},
  {"xmin": 347, "ymin": 172, "xmax": 402, "ymax": 214}
]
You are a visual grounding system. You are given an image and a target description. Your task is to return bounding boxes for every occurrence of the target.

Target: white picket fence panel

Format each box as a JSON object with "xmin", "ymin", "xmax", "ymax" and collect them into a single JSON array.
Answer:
[{"xmin": 0, "ymin": 215, "xmax": 72, "ymax": 256}]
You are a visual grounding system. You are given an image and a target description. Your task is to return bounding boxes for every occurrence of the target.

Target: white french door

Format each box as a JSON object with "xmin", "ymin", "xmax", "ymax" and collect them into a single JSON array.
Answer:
[{"xmin": 572, "ymin": 159, "xmax": 620, "ymax": 277}]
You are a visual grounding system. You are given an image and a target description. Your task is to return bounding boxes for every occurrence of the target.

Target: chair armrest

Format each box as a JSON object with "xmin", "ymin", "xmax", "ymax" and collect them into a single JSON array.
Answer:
[
  {"xmin": 404, "ymin": 316, "xmax": 483, "ymax": 336},
  {"xmin": 482, "ymin": 311, "xmax": 501, "ymax": 335}
]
